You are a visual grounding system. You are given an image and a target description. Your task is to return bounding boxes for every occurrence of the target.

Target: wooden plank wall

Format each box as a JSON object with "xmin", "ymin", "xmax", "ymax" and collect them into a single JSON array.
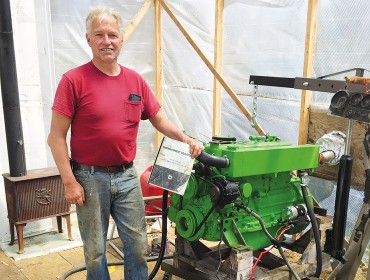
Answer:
[{"xmin": 308, "ymin": 106, "xmax": 368, "ymax": 188}]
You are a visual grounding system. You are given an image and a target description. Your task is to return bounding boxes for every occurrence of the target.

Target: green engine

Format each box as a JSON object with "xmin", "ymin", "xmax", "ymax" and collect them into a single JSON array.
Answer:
[{"xmin": 168, "ymin": 136, "xmax": 319, "ymax": 251}]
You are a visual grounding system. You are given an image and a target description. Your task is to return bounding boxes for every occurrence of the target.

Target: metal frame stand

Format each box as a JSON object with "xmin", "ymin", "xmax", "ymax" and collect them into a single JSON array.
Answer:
[
  {"xmin": 328, "ymin": 129, "xmax": 370, "ymax": 279},
  {"xmin": 161, "ymin": 215, "xmax": 332, "ymax": 280}
]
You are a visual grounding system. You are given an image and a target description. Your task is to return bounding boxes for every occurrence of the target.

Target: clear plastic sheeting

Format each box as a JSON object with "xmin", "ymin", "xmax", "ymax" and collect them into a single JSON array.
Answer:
[
  {"xmin": 222, "ymin": 0, "xmax": 307, "ymax": 101},
  {"xmin": 312, "ymin": 0, "xmax": 370, "ymax": 106},
  {"xmin": 1, "ymin": 0, "xmax": 369, "ymax": 245},
  {"xmin": 50, "ymin": 1, "xmax": 309, "ymax": 171},
  {"xmin": 221, "ymin": 95, "xmax": 302, "ymax": 142},
  {"xmin": 308, "ymin": 176, "xmax": 363, "ymax": 239},
  {"xmin": 48, "ymin": 0, "xmax": 370, "ymax": 173}
]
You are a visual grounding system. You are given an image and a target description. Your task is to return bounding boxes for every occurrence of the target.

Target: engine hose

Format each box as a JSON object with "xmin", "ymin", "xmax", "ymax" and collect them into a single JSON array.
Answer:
[
  {"xmin": 301, "ymin": 183, "xmax": 323, "ymax": 278},
  {"xmin": 234, "ymin": 203, "xmax": 301, "ymax": 280},
  {"xmin": 196, "ymin": 151, "xmax": 230, "ymax": 168},
  {"xmin": 148, "ymin": 189, "xmax": 169, "ymax": 280},
  {"xmin": 60, "ymin": 190, "xmax": 170, "ymax": 280}
]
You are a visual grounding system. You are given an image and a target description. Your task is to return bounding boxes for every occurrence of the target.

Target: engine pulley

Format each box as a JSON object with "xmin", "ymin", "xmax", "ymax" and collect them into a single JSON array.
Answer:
[{"xmin": 175, "ymin": 205, "xmax": 205, "ymax": 241}]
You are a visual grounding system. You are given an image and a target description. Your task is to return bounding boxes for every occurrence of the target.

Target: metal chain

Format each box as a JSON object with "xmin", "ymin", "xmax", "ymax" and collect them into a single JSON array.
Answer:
[{"xmin": 251, "ymin": 83, "xmax": 258, "ymax": 128}]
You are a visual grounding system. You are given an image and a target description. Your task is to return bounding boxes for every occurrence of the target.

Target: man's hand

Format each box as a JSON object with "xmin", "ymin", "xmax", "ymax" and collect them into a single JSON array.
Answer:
[
  {"xmin": 64, "ymin": 181, "xmax": 85, "ymax": 206},
  {"xmin": 186, "ymin": 137, "xmax": 204, "ymax": 158}
]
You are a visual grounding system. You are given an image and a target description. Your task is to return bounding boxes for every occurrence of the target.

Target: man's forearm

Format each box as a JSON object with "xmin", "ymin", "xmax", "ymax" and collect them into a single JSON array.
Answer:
[
  {"xmin": 149, "ymin": 110, "xmax": 204, "ymax": 157},
  {"xmin": 47, "ymin": 134, "xmax": 76, "ymax": 186},
  {"xmin": 150, "ymin": 115, "xmax": 189, "ymax": 142}
]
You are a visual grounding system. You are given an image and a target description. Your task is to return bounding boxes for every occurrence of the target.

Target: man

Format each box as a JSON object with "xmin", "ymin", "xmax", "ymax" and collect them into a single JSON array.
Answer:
[{"xmin": 47, "ymin": 6, "xmax": 203, "ymax": 280}]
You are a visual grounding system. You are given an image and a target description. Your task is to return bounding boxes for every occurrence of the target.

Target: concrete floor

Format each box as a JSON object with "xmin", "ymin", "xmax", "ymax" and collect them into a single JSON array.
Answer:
[{"xmin": 0, "ymin": 237, "xmax": 176, "ymax": 280}]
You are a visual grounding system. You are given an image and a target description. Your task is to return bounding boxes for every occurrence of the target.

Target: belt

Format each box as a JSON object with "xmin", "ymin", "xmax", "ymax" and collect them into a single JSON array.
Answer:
[{"xmin": 72, "ymin": 161, "xmax": 133, "ymax": 173}]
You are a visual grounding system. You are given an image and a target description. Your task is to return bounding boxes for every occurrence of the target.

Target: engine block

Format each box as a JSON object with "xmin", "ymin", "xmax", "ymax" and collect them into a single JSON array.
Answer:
[{"xmin": 168, "ymin": 137, "xmax": 319, "ymax": 251}]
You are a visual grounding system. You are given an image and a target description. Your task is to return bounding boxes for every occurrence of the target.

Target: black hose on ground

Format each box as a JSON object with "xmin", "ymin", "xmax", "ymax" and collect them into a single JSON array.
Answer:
[{"xmin": 59, "ymin": 254, "xmax": 174, "ymax": 280}]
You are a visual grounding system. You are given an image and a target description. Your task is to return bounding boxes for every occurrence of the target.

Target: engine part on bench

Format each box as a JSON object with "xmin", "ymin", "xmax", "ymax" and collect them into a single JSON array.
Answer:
[{"xmin": 316, "ymin": 131, "xmax": 346, "ymax": 166}]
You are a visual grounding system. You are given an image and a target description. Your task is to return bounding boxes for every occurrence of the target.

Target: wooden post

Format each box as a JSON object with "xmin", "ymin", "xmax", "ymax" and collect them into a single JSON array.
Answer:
[
  {"xmin": 298, "ymin": 0, "xmax": 319, "ymax": 144},
  {"xmin": 159, "ymin": 0, "xmax": 266, "ymax": 136},
  {"xmin": 213, "ymin": 0, "xmax": 224, "ymax": 136},
  {"xmin": 122, "ymin": 0, "xmax": 154, "ymax": 43},
  {"xmin": 154, "ymin": 0, "xmax": 163, "ymax": 149}
]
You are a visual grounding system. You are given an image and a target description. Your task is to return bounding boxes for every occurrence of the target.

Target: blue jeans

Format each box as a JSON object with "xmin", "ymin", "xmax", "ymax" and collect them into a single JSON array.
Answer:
[{"xmin": 74, "ymin": 166, "xmax": 148, "ymax": 280}]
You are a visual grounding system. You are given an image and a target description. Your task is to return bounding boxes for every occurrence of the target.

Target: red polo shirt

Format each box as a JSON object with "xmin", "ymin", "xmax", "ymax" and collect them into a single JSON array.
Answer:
[{"xmin": 52, "ymin": 62, "xmax": 161, "ymax": 166}]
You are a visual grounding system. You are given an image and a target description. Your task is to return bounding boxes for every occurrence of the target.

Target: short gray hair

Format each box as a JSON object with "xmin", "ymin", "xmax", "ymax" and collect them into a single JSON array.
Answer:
[{"xmin": 86, "ymin": 6, "xmax": 124, "ymax": 35}]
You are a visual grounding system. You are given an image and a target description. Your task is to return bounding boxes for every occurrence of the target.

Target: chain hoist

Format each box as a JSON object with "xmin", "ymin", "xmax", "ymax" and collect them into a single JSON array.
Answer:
[{"xmin": 251, "ymin": 82, "xmax": 259, "ymax": 129}]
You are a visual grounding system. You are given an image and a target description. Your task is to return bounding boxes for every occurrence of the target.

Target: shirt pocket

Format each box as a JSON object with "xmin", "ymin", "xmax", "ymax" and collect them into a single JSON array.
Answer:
[{"xmin": 124, "ymin": 100, "xmax": 142, "ymax": 122}]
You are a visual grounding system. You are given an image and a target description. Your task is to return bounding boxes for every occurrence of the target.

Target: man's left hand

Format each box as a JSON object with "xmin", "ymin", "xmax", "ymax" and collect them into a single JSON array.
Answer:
[{"xmin": 187, "ymin": 138, "xmax": 204, "ymax": 158}]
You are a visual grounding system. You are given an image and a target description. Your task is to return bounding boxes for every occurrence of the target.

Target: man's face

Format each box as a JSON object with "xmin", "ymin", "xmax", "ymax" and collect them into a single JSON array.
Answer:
[{"xmin": 86, "ymin": 18, "xmax": 123, "ymax": 64}]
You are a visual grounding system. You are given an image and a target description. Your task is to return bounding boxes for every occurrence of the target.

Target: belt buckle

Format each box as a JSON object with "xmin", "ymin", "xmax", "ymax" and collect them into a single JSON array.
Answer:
[
  {"xmin": 107, "ymin": 165, "xmax": 123, "ymax": 173},
  {"xmin": 107, "ymin": 166, "xmax": 114, "ymax": 173}
]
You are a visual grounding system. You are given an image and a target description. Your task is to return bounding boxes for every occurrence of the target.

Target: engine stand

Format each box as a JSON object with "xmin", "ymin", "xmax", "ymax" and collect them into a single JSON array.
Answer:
[
  {"xmin": 161, "ymin": 215, "xmax": 332, "ymax": 279},
  {"xmin": 162, "ymin": 236, "xmax": 253, "ymax": 279}
]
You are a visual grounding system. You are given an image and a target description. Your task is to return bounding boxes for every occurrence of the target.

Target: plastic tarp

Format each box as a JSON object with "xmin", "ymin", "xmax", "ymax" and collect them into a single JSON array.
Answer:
[{"xmin": 50, "ymin": 0, "xmax": 370, "ymax": 173}]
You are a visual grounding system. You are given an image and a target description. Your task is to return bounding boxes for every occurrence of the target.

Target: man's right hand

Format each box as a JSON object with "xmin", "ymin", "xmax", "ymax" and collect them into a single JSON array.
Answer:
[
  {"xmin": 64, "ymin": 181, "xmax": 85, "ymax": 206},
  {"xmin": 48, "ymin": 112, "xmax": 84, "ymax": 205}
]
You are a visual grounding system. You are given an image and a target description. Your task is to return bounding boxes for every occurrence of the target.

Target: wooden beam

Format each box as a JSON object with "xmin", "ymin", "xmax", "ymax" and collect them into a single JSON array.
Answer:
[
  {"xmin": 298, "ymin": 0, "xmax": 318, "ymax": 144},
  {"xmin": 159, "ymin": 0, "xmax": 266, "ymax": 136},
  {"xmin": 123, "ymin": 0, "xmax": 154, "ymax": 43},
  {"xmin": 154, "ymin": 0, "xmax": 163, "ymax": 149},
  {"xmin": 213, "ymin": 0, "xmax": 224, "ymax": 136}
]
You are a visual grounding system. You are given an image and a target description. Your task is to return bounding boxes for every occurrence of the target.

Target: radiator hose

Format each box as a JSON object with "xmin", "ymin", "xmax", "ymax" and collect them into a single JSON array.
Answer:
[{"xmin": 196, "ymin": 151, "xmax": 230, "ymax": 168}]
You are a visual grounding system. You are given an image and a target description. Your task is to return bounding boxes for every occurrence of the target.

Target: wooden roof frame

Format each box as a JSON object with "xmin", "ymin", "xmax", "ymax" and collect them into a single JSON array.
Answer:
[{"xmin": 123, "ymin": 0, "xmax": 319, "ymax": 148}]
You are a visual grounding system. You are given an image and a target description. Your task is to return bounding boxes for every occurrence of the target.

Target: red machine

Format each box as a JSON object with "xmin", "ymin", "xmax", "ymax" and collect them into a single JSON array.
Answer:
[{"xmin": 140, "ymin": 166, "xmax": 170, "ymax": 215}]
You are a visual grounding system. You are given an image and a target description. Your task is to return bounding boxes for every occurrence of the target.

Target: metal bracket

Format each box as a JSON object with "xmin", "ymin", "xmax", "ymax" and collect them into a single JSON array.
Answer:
[{"xmin": 249, "ymin": 75, "xmax": 366, "ymax": 94}]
